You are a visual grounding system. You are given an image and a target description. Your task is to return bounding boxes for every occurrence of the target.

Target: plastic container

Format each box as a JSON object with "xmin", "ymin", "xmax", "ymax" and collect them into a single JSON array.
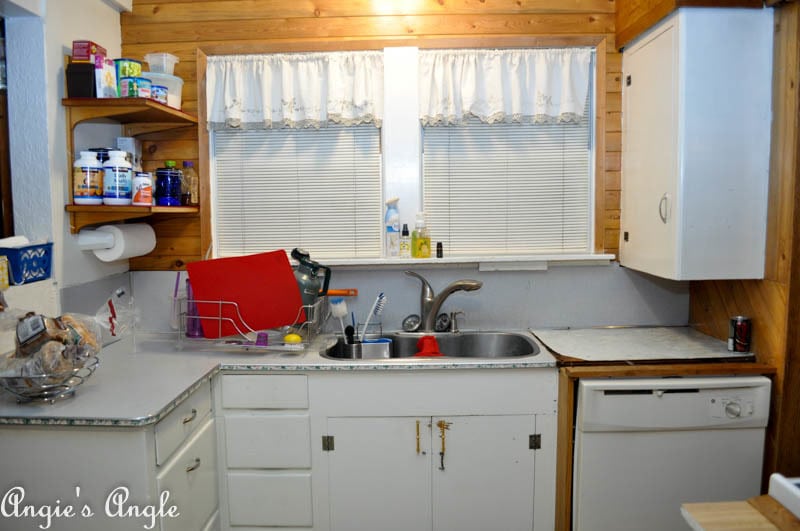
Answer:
[
  {"xmin": 119, "ymin": 76, "xmax": 151, "ymax": 98},
  {"xmin": 73, "ymin": 151, "xmax": 103, "ymax": 205},
  {"xmin": 182, "ymin": 161, "xmax": 199, "ymax": 205},
  {"xmin": 132, "ymin": 171, "xmax": 153, "ymax": 206},
  {"xmin": 142, "ymin": 71, "xmax": 183, "ymax": 109},
  {"xmin": 0, "ymin": 242, "xmax": 53, "ymax": 285},
  {"xmin": 384, "ymin": 197, "xmax": 400, "ymax": 257},
  {"xmin": 155, "ymin": 161, "xmax": 182, "ymax": 206},
  {"xmin": 144, "ymin": 52, "xmax": 179, "ymax": 75},
  {"xmin": 102, "ymin": 150, "xmax": 133, "ymax": 205}
]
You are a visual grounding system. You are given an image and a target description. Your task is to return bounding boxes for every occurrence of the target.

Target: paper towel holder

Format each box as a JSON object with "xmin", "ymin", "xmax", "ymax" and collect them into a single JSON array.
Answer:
[{"xmin": 76, "ymin": 223, "xmax": 157, "ymax": 262}]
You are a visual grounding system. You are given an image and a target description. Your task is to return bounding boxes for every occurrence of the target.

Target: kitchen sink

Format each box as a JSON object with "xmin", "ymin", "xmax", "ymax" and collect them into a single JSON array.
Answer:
[{"xmin": 322, "ymin": 331, "xmax": 539, "ymax": 360}]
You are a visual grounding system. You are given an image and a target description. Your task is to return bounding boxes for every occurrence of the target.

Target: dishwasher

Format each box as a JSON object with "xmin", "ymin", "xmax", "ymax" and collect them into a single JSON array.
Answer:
[{"xmin": 572, "ymin": 376, "xmax": 771, "ymax": 531}]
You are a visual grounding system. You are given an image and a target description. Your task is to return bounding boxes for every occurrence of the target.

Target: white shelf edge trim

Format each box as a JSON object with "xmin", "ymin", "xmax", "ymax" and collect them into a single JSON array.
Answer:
[{"xmin": 321, "ymin": 253, "xmax": 615, "ymax": 270}]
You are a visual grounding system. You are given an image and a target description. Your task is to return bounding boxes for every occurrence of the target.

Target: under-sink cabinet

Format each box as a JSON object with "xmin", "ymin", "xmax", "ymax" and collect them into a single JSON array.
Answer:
[
  {"xmin": 0, "ymin": 380, "xmax": 218, "ymax": 531},
  {"xmin": 311, "ymin": 369, "xmax": 558, "ymax": 531}
]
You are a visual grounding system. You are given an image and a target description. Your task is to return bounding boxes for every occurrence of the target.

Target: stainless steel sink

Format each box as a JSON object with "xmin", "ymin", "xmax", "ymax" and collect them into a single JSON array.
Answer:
[{"xmin": 322, "ymin": 331, "xmax": 539, "ymax": 360}]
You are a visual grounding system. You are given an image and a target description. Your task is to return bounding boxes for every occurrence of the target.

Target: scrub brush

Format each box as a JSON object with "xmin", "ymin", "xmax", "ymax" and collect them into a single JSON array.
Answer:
[
  {"xmin": 330, "ymin": 297, "xmax": 349, "ymax": 337},
  {"xmin": 361, "ymin": 292, "xmax": 386, "ymax": 342}
]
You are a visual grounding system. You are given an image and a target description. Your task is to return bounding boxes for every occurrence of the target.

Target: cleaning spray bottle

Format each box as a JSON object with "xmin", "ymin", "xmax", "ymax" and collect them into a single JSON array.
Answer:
[{"xmin": 385, "ymin": 197, "xmax": 400, "ymax": 257}]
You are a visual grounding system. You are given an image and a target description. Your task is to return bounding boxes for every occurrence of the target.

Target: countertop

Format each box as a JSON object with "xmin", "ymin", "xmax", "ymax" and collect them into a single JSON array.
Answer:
[
  {"xmin": 0, "ymin": 331, "xmax": 556, "ymax": 426},
  {"xmin": 531, "ymin": 326, "xmax": 753, "ymax": 363}
]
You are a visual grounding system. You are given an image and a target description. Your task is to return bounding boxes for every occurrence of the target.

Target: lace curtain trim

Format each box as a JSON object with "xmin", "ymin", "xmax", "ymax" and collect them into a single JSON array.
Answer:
[
  {"xmin": 207, "ymin": 52, "xmax": 384, "ymax": 130},
  {"xmin": 419, "ymin": 48, "xmax": 592, "ymax": 126}
]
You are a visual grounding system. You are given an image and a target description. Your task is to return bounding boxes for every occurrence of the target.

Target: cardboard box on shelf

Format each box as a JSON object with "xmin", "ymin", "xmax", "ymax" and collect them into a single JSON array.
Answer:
[{"xmin": 71, "ymin": 40, "xmax": 107, "ymax": 63}]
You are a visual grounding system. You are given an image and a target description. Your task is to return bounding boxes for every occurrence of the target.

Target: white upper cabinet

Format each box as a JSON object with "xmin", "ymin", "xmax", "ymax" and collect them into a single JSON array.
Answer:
[{"xmin": 619, "ymin": 8, "xmax": 773, "ymax": 280}]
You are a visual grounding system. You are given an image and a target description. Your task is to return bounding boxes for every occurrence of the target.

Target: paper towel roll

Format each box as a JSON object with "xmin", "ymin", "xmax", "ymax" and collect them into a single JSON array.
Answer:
[{"xmin": 91, "ymin": 224, "xmax": 156, "ymax": 262}]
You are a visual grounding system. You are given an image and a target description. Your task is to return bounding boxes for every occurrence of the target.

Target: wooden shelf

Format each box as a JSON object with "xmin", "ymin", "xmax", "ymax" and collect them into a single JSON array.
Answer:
[
  {"xmin": 63, "ymin": 98, "xmax": 200, "ymax": 233},
  {"xmin": 65, "ymin": 205, "xmax": 199, "ymax": 233},
  {"xmin": 62, "ymin": 97, "xmax": 198, "ymax": 129}
]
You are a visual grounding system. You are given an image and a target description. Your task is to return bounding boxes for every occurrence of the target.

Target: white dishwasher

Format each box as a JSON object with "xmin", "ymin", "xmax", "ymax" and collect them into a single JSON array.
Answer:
[{"xmin": 572, "ymin": 376, "xmax": 771, "ymax": 531}]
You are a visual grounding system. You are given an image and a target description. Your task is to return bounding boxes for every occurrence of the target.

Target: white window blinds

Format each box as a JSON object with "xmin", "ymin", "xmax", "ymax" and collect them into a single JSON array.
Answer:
[
  {"xmin": 213, "ymin": 125, "xmax": 383, "ymax": 258},
  {"xmin": 422, "ymin": 116, "xmax": 592, "ymax": 256}
]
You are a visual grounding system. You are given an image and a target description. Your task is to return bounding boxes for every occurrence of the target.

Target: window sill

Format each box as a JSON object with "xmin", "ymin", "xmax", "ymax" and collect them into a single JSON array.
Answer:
[{"xmin": 321, "ymin": 253, "xmax": 616, "ymax": 271}]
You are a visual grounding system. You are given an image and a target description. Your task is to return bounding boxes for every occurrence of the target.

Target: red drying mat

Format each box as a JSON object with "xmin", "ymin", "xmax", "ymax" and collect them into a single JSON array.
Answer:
[{"xmin": 186, "ymin": 250, "xmax": 304, "ymax": 339}]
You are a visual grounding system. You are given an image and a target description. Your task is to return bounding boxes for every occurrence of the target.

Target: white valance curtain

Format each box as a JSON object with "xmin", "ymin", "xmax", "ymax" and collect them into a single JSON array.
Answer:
[
  {"xmin": 206, "ymin": 51, "xmax": 384, "ymax": 130},
  {"xmin": 418, "ymin": 48, "xmax": 592, "ymax": 125}
]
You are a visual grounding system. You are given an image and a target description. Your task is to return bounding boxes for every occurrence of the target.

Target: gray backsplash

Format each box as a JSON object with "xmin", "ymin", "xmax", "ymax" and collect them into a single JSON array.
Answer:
[{"xmin": 130, "ymin": 262, "xmax": 688, "ymax": 335}]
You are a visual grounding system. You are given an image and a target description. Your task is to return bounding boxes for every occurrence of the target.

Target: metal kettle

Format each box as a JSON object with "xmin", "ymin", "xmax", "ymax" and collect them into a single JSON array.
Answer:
[{"xmin": 291, "ymin": 248, "xmax": 331, "ymax": 307}]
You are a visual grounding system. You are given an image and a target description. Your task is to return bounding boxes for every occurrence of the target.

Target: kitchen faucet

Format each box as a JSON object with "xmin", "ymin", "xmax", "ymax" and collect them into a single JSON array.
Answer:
[{"xmin": 404, "ymin": 271, "xmax": 483, "ymax": 332}]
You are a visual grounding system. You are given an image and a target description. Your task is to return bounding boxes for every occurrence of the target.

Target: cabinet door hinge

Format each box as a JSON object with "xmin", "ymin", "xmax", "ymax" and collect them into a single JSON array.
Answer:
[
  {"xmin": 322, "ymin": 435, "xmax": 335, "ymax": 451},
  {"xmin": 626, "ymin": 74, "xmax": 632, "ymax": 86},
  {"xmin": 529, "ymin": 434, "xmax": 541, "ymax": 450}
]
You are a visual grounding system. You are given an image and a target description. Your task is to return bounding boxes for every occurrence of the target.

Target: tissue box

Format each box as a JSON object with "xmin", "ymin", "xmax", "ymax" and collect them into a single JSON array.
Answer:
[{"xmin": 0, "ymin": 243, "xmax": 53, "ymax": 285}]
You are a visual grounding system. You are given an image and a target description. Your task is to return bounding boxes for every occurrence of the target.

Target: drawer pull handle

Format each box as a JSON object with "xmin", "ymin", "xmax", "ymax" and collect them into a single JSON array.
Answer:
[
  {"xmin": 182, "ymin": 408, "xmax": 197, "ymax": 424},
  {"xmin": 185, "ymin": 458, "xmax": 201, "ymax": 473}
]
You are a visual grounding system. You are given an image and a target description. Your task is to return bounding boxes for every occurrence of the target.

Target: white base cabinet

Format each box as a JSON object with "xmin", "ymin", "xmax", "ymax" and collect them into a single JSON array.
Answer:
[
  {"xmin": 0, "ymin": 381, "xmax": 218, "ymax": 531},
  {"xmin": 619, "ymin": 7, "xmax": 773, "ymax": 280},
  {"xmin": 215, "ymin": 368, "xmax": 557, "ymax": 531}
]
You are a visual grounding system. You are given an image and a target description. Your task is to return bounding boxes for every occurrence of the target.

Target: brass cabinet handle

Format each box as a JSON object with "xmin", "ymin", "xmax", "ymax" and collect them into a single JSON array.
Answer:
[
  {"xmin": 436, "ymin": 420, "xmax": 451, "ymax": 470},
  {"xmin": 182, "ymin": 408, "xmax": 197, "ymax": 424},
  {"xmin": 185, "ymin": 457, "xmax": 201, "ymax": 473}
]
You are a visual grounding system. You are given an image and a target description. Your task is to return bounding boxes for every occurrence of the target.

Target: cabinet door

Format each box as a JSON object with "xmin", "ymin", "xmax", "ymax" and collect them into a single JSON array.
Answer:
[
  {"xmin": 620, "ymin": 20, "xmax": 679, "ymax": 278},
  {"xmin": 327, "ymin": 417, "xmax": 432, "ymax": 531},
  {"xmin": 432, "ymin": 415, "xmax": 536, "ymax": 531}
]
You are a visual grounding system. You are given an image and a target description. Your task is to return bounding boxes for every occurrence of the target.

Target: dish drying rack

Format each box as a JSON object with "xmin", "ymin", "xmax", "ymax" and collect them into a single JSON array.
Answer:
[
  {"xmin": 0, "ymin": 356, "xmax": 99, "ymax": 403},
  {"xmin": 176, "ymin": 296, "xmax": 326, "ymax": 352}
]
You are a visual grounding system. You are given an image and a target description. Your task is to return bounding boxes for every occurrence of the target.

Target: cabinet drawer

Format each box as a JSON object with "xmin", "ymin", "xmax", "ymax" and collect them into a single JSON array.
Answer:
[
  {"xmin": 225, "ymin": 413, "xmax": 311, "ymax": 468},
  {"xmin": 156, "ymin": 418, "xmax": 218, "ymax": 531},
  {"xmin": 155, "ymin": 382, "xmax": 212, "ymax": 466},
  {"xmin": 227, "ymin": 471, "xmax": 312, "ymax": 527},
  {"xmin": 221, "ymin": 374, "xmax": 308, "ymax": 409}
]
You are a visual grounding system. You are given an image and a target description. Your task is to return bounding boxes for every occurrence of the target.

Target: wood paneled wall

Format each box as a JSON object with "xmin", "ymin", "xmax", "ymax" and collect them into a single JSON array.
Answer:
[
  {"xmin": 690, "ymin": 3, "xmax": 800, "ymax": 477},
  {"xmin": 121, "ymin": 0, "xmax": 623, "ymax": 268}
]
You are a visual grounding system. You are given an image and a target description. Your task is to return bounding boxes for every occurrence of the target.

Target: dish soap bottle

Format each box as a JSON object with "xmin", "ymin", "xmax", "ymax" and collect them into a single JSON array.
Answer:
[
  {"xmin": 385, "ymin": 197, "xmax": 400, "ymax": 257},
  {"xmin": 411, "ymin": 212, "xmax": 431, "ymax": 258}
]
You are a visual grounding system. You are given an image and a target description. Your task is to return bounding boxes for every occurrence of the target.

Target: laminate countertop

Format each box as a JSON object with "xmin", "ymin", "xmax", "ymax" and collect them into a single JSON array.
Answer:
[
  {"xmin": 530, "ymin": 326, "xmax": 754, "ymax": 363},
  {"xmin": 0, "ymin": 331, "xmax": 556, "ymax": 427}
]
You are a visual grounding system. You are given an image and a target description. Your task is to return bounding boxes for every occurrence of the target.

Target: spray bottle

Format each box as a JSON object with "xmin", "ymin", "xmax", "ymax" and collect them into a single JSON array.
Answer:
[{"xmin": 385, "ymin": 197, "xmax": 400, "ymax": 257}]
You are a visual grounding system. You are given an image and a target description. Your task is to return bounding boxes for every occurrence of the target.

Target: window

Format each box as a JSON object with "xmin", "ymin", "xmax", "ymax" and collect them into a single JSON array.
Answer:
[
  {"xmin": 207, "ymin": 47, "xmax": 595, "ymax": 261},
  {"xmin": 422, "ymin": 113, "xmax": 592, "ymax": 256},
  {"xmin": 213, "ymin": 125, "xmax": 382, "ymax": 258}
]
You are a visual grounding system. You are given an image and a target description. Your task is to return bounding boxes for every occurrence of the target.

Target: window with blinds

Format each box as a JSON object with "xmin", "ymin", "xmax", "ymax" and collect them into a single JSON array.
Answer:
[
  {"xmin": 422, "ymin": 115, "xmax": 592, "ymax": 256},
  {"xmin": 212, "ymin": 125, "xmax": 383, "ymax": 258}
]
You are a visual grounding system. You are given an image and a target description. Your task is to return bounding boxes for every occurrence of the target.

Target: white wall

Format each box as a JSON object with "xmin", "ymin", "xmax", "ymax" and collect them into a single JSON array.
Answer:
[
  {"xmin": 132, "ymin": 263, "xmax": 689, "ymax": 334},
  {"xmin": 5, "ymin": 0, "xmax": 128, "ymax": 315}
]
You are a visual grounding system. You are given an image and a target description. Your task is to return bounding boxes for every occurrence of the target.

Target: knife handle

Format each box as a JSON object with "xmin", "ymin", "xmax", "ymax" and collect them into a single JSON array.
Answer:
[{"xmin": 325, "ymin": 288, "xmax": 358, "ymax": 297}]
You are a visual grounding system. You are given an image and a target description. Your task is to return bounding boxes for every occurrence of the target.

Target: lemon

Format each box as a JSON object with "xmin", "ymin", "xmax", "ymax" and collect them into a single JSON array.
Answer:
[{"xmin": 283, "ymin": 333, "xmax": 302, "ymax": 344}]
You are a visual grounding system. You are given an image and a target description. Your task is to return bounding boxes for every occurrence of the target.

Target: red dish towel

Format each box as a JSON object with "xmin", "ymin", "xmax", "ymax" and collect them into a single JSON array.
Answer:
[{"xmin": 414, "ymin": 335, "xmax": 443, "ymax": 357}]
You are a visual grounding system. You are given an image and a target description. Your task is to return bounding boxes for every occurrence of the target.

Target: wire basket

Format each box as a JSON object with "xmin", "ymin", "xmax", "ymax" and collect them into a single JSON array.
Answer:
[
  {"xmin": 176, "ymin": 297, "xmax": 326, "ymax": 352},
  {"xmin": 0, "ymin": 356, "xmax": 99, "ymax": 403}
]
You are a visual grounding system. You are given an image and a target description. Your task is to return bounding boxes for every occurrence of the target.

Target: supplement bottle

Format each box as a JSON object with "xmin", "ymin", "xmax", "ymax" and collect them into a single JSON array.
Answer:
[
  {"xmin": 132, "ymin": 171, "xmax": 153, "ymax": 206},
  {"xmin": 384, "ymin": 197, "xmax": 400, "ymax": 257},
  {"xmin": 182, "ymin": 161, "xmax": 199, "ymax": 205},
  {"xmin": 411, "ymin": 212, "xmax": 431, "ymax": 258},
  {"xmin": 102, "ymin": 150, "xmax": 133, "ymax": 205},
  {"xmin": 73, "ymin": 151, "xmax": 103, "ymax": 205}
]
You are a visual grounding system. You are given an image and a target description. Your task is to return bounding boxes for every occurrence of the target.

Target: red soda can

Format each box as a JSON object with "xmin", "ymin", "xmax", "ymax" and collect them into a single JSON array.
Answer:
[{"xmin": 728, "ymin": 316, "xmax": 751, "ymax": 352}]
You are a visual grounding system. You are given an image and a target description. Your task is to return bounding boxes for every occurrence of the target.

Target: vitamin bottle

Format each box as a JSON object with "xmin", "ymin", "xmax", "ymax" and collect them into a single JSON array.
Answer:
[
  {"xmin": 132, "ymin": 172, "xmax": 153, "ymax": 206},
  {"xmin": 102, "ymin": 150, "xmax": 133, "ymax": 205},
  {"xmin": 73, "ymin": 151, "xmax": 103, "ymax": 205}
]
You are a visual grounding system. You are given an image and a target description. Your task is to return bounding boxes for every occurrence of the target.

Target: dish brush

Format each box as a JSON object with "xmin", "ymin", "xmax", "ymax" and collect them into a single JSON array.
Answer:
[
  {"xmin": 330, "ymin": 297, "xmax": 349, "ymax": 337},
  {"xmin": 361, "ymin": 292, "xmax": 386, "ymax": 342}
]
